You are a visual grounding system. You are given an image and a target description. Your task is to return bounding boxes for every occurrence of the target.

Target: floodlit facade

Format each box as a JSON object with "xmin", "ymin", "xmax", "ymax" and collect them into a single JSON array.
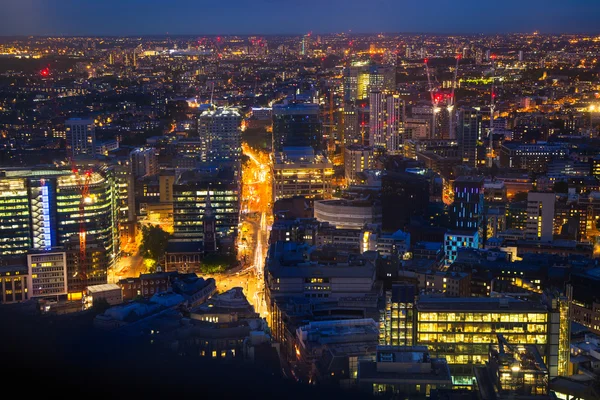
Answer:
[
  {"xmin": 0, "ymin": 169, "xmax": 118, "ymax": 261},
  {"xmin": 272, "ymin": 147, "xmax": 333, "ymax": 201},
  {"xmin": 415, "ymin": 296, "xmax": 567, "ymax": 387},
  {"xmin": 198, "ymin": 107, "xmax": 242, "ymax": 166}
]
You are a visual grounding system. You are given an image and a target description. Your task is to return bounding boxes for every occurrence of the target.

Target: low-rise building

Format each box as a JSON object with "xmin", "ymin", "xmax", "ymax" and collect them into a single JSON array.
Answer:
[
  {"xmin": 83, "ymin": 283, "xmax": 123, "ymax": 309},
  {"xmin": 314, "ymin": 198, "xmax": 382, "ymax": 230},
  {"xmin": 444, "ymin": 230, "xmax": 479, "ymax": 266},
  {"xmin": 357, "ymin": 346, "xmax": 452, "ymax": 398}
]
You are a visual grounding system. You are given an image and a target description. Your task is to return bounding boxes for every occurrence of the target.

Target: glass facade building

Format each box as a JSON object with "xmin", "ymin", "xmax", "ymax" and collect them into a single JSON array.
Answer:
[
  {"xmin": 415, "ymin": 296, "xmax": 564, "ymax": 387},
  {"xmin": 0, "ymin": 169, "xmax": 117, "ymax": 262}
]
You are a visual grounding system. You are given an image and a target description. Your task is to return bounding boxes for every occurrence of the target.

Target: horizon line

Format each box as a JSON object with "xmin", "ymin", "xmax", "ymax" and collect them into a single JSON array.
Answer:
[{"xmin": 1, "ymin": 30, "xmax": 600, "ymax": 38}]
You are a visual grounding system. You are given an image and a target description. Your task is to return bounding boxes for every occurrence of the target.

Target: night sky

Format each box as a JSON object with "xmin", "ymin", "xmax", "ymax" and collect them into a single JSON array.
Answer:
[{"xmin": 1, "ymin": 0, "xmax": 600, "ymax": 36}]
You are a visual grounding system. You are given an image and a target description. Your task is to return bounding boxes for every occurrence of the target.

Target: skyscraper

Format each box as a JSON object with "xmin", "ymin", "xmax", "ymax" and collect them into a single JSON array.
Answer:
[
  {"xmin": 198, "ymin": 107, "xmax": 242, "ymax": 166},
  {"xmin": 65, "ymin": 118, "xmax": 96, "ymax": 158},
  {"xmin": 382, "ymin": 171, "xmax": 430, "ymax": 231},
  {"xmin": 386, "ymin": 94, "xmax": 405, "ymax": 154},
  {"xmin": 369, "ymin": 90, "xmax": 385, "ymax": 148},
  {"xmin": 457, "ymin": 108, "xmax": 482, "ymax": 167},
  {"xmin": 369, "ymin": 91, "xmax": 405, "ymax": 153},
  {"xmin": 451, "ymin": 176, "xmax": 484, "ymax": 232},
  {"xmin": 0, "ymin": 168, "xmax": 118, "ymax": 266},
  {"xmin": 272, "ymin": 101, "xmax": 322, "ymax": 151}
]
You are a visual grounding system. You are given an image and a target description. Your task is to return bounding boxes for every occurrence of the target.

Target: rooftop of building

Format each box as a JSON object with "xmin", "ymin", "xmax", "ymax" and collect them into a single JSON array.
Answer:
[
  {"xmin": 199, "ymin": 106, "xmax": 241, "ymax": 118},
  {"xmin": 192, "ymin": 287, "xmax": 255, "ymax": 315},
  {"xmin": 314, "ymin": 198, "xmax": 379, "ymax": 208},
  {"xmin": 413, "ymin": 241, "xmax": 443, "ymax": 251},
  {"xmin": 297, "ymin": 318, "xmax": 378, "ymax": 346},
  {"xmin": 416, "ymin": 296, "xmax": 549, "ymax": 312},
  {"xmin": 273, "ymin": 146, "xmax": 331, "ymax": 165},
  {"xmin": 454, "ymin": 175, "xmax": 485, "ymax": 183},
  {"xmin": 268, "ymin": 241, "xmax": 377, "ymax": 277},
  {"xmin": 86, "ymin": 283, "xmax": 121, "ymax": 293}
]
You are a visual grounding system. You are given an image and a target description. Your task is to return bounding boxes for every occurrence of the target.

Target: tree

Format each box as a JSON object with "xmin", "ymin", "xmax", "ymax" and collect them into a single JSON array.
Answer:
[
  {"xmin": 200, "ymin": 254, "xmax": 237, "ymax": 274},
  {"xmin": 553, "ymin": 181, "xmax": 569, "ymax": 194},
  {"xmin": 140, "ymin": 224, "xmax": 171, "ymax": 262}
]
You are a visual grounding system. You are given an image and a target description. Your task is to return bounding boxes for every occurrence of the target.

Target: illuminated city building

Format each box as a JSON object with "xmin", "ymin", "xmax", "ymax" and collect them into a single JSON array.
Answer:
[
  {"xmin": 369, "ymin": 91, "xmax": 405, "ymax": 153},
  {"xmin": 265, "ymin": 242, "xmax": 377, "ymax": 309},
  {"xmin": 344, "ymin": 145, "xmax": 374, "ymax": 185},
  {"xmin": 0, "ymin": 263, "xmax": 28, "ymax": 304},
  {"xmin": 130, "ymin": 147, "xmax": 158, "ymax": 177},
  {"xmin": 0, "ymin": 168, "xmax": 117, "ymax": 262},
  {"xmin": 198, "ymin": 107, "xmax": 242, "ymax": 168},
  {"xmin": 65, "ymin": 118, "xmax": 96, "ymax": 159},
  {"xmin": 272, "ymin": 101, "xmax": 322, "ymax": 151},
  {"xmin": 444, "ymin": 230, "xmax": 479, "ymax": 266},
  {"xmin": 272, "ymin": 147, "xmax": 333, "ymax": 201},
  {"xmin": 452, "ymin": 176, "xmax": 484, "ymax": 232},
  {"xmin": 525, "ymin": 192, "xmax": 556, "ymax": 242},
  {"xmin": 415, "ymin": 296, "xmax": 569, "ymax": 386},
  {"xmin": 499, "ymin": 143, "xmax": 568, "ymax": 173},
  {"xmin": 27, "ymin": 251, "xmax": 68, "ymax": 299},
  {"xmin": 379, "ymin": 284, "xmax": 416, "ymax": 347},
  {"xmin": 172, "ymin": 169, "xmax": 240, "ymax": 241},
  {"xmin": 357, "ymin": 346, "xmax": 452, "ymax": 398},
  {"xmin": 475, "ymin": 335, "xmax": 551, "ymax": 399},
  {"xmin": 313, "ymin": 198, "xmax": 381, "ymax": 230},
  {"xmin": 65, "ymin": 234, "xmax": 108, "ymax": 295}
]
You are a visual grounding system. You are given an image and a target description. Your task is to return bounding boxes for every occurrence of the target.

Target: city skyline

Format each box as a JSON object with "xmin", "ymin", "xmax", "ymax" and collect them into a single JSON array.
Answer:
[{"xmin": 2, "ymin": 0, "xmax": 600, "ymax": 36}]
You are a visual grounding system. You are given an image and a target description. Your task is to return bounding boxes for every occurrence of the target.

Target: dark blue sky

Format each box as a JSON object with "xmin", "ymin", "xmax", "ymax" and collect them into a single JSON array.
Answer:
[{"xmin": 2, "ymin": 0, "xmax": 600, "ymax": 36}]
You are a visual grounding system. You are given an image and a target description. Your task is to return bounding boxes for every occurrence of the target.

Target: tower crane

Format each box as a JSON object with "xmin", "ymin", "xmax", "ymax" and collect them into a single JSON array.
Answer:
[
  {"xmin": 488, "ymin": 54, "xmax": 497, "ymax": 168},
  {"xmin": 424, "ymin": 58, "xmax": 438, "ymax": 139},
  {"xmin": 70, "ymin": 160, "xmax": 92, "ymax": 289}
]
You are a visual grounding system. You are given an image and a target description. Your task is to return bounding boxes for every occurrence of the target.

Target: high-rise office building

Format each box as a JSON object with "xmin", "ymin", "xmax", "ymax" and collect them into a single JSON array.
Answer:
[
  {"xmin": 198, "ymin": 107, "xmax": 242, "ymax": 166},
  {"xmin": 272, "ymin": 101, "xmax": 322, "ymax": 151},
  {"xmin": 414, "ymin": 295, "xmax": 569, "ymax": 386},
  {"xmin": 451, "ymin": 176, "xmax": 484, "ymax": 232},
  {"xmin": 379, "ymin": 283, "xmax": 416, "ymax": 346},
  {"xmin": 382, "ymin": 171, "xmax": 430, "ymax": 231},
  {"xmin": 0, "ymin": 168, "xmax": 118, "ymax": 261},
  {"xmin": 272, "ymin": 147, "xmax": 333, "ymax": 201},
  {"xmin": 172, "ymin": 169, "xmax": 240, "ymax": 241},
  {"xmin": 525, "ymin": 192, "xmax": 556, "ymax": 241},
  {"xmin": 65, "ymin": 118, "xmax": 96, "ymax": 158},
  {"xmin": 457, "ymin": 108, "xmax": 482, "ymax": 167}
]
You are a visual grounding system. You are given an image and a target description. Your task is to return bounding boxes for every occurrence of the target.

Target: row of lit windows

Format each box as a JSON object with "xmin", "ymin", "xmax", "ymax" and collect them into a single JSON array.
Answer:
[
  {"xmin": 418, "ymin": 333, "xmax": 547, "ymax": 345},
  {"xmin": 418, "ymin": 312, "xmax": 547, "ymax": 323},
  {"xmin": 418, "ymin": 323, "xmax": 547, "ymax": 333}
]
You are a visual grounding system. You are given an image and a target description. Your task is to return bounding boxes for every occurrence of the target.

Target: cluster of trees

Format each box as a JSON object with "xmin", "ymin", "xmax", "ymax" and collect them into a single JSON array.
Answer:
[{"xmin": 140, "ymin": 224, "xmax": 171, "ymax": 271}]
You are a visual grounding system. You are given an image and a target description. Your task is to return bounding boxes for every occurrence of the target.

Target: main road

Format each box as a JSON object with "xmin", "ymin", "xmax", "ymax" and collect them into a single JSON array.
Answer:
[{"xmin": 203, "ymin": 143, "xmax": 272, "ymax": 317}]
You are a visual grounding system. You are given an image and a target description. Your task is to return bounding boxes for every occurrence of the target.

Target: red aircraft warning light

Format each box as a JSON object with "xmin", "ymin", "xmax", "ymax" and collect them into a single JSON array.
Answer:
[{"xmin": 40, "ymin": 67, "xmax": 50, "ymax": 77}]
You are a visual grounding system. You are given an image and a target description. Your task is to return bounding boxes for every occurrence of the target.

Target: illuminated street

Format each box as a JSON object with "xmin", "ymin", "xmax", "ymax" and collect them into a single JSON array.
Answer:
[{"xmin": 200, "ymin": 142, "xmax": 272, "ymax": 316}]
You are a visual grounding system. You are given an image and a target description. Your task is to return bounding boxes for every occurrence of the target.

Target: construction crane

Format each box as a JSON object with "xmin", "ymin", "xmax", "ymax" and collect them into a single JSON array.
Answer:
[
  {"xmin": 448, "ymin": 54, "xmax": 462, "ymax": 139},
  {"xmin": 70, "ymin": 160, "xmax": 92, "ymax": 288},
  {"xmin": 424, "ymin": 58, "xmax": 439, "ymax": 139},
  {"xmin": 488, "ymin": 54, "xmax": 497, "ymax": 168}
]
